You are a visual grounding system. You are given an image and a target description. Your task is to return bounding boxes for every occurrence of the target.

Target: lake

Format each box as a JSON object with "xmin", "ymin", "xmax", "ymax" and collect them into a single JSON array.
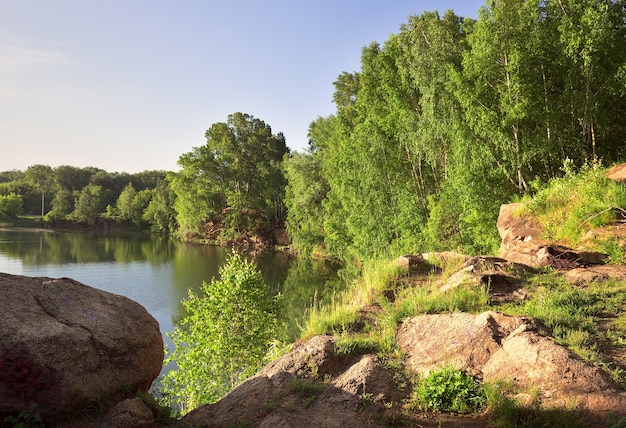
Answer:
[{"xmin": 0, "ymin": 228, "xmax": 340, "ymax": 372}]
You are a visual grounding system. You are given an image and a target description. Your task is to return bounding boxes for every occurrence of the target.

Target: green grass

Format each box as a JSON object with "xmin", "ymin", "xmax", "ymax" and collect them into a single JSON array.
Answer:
[
  {"xmin": 484, "ymin": 380, "xmax": 586, "ymax": 428},
  {"xmin": 500, "ymin": 274, "xmax": 626, "ymax": 388},
  {"xmin": 0, "ymin": 215, "xmax": 44, "ymax": 228},
  {"xmin": 522, "ymin": 161, "xmax": 626, "ymax": 246},
  {"xmin": 294, "ymin": 163, "xmax": 626, "ymax": 424},
  {"xmin": 334, "ymin": 334, "xmax": 382, "ymax": 356},
  {"xmin": 392, "ymin": 281, "xmax": 490, "ymax": 321},
  {"xmin": 301, "ymin": 290, "xmax": 362, "ymax": 337},
  {"xmin": 409, "ymin": 366, "xmax": 485, "ymax": 414}
]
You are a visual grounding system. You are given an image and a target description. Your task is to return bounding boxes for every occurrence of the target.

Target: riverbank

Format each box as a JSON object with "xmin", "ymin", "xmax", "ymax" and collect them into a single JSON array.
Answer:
[{"xmin": 164, "ymin": 166, "xmax": 626, "ymax": 427}]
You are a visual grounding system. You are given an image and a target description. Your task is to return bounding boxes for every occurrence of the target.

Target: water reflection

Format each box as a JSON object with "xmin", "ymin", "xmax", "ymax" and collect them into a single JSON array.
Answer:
[{"xmin": 0, "ymin": 229, "xmax": 338, "ymax": 344}]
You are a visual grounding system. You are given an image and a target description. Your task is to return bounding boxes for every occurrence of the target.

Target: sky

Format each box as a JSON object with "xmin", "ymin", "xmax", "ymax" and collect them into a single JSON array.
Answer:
[{"xmin": 0, "ymin": 1, "xmax": 485, "ymax": 174}]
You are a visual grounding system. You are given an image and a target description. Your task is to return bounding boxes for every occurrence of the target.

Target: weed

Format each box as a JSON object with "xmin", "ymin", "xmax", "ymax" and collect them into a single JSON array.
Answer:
[
  {"xmin": 305, "ymin": 356, "xmax": 319, "ymax": 378},
  {"xmin": 484, "ymin": 381, "xmax": 586, "ymax": 428},
  {"xmin": 335, "ymin": 334, "xmax": 382, "ymax": 356},
  {"xmin": 2, "ymin": 403, "xmax": 45, "ymax": 428},
  {"xmin": 608, "ymin": 412, "xmax": 626, "ymax": 428},
  {"xmin": 360, "ymin": 391, "xmax": 374, "ymax": 409},
  {"xmin": 287, "ymin": 377, "xmax": 328, "ymax": 397},
  {"xmin": 412, "ymin": 366, "xmax": 485, "ymax": 414},
  {"xmin": 262, "ymin": 403, "xmax": 278, "ymax": 413}
]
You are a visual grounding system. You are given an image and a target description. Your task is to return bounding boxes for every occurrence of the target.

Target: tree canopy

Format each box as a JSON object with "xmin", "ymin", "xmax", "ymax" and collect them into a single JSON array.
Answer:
[
  {"xmin": 171, "ymin": 112, "xmax": 289, "ymax": 241},
  {"xmin": 284, "ymin": 0, "xmax": 626, "ymax": 261}
]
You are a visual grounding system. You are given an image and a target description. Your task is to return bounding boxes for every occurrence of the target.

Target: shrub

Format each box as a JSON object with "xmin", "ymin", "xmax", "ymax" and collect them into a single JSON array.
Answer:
[
  {"xmin": 159, "ymin": 252, "xmax": 283, "ymax": 414},
  {"xmin": 415, "ymin": 366, "xmax": 485, "ymax": 414},
  {"xmin": 0, "ymin": 193, "xmax": 23, "ymax": 219}
]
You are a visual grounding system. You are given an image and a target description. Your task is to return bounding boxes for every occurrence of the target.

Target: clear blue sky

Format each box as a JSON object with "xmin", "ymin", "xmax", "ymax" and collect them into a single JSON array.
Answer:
[{"xmin": 1, "ymin": 1, "xmax": 484, "ymax": 173}]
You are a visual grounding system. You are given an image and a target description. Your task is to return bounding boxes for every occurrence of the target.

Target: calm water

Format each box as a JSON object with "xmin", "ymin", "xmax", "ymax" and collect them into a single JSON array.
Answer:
[{"xmin": 0, "ymin": 229, "xmax": 339, "ymax": 371}]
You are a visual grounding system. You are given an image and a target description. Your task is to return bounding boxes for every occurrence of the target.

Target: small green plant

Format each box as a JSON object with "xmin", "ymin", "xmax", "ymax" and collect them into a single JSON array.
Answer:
[
  {"xmin": 262, "ymin": 394, "xmax": 282, "ymax": 414},
  {"xmin": 287, "ymin": 377, "xmax": 328, "ymax": 397},
  {"xmin": 335, "ymin": 334, "xmax": 382, "ymax": 356},
  {"xmin": 287, "ymin": 377, "xmax": 328, "ymax": 408},
  {"xmin": 2, "ymin": 403, "xmax": 45, "ymax": 428},
  {"xmin": 414, "ymin": 366, "xmax": 485, "ymax": 414},
  {"xmin": 360, "ymin": 391, "xmax": 374, "ymax": 409},
  {"xmin": 608, "ymin": 412, "xmax": 626, "ymax": 428}
]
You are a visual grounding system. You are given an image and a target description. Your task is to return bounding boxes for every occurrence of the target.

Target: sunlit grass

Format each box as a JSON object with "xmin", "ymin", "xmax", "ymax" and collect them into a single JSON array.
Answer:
[
  {"xmin": 301, "ymin": 289, "xmax": 361, "ymax": 338},
  {"xmin": 0, "ymin": 215, "xmax": 43, "ymax": 228},
  {"xmin": 294, "ymin": 163, "xmax": 626, "ymax": 425},
  {"xmin": 483, "ymin": 380, "xmax": 586, "ymax": 428},
  {"xmin": 501, "ymin": 274, "xmax": 626, "ymax": 387},
  {"xmin": 522, "ymin": 161, "xmax": 626, "ymax": 246}
]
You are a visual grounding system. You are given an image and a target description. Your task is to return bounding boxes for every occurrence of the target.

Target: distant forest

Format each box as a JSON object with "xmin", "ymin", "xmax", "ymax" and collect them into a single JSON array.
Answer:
[
  {"xmin": 0, "ymin": 165, "xmax": 174, "ymax": 232},
  {"xmin": 2, "ymin": 1, "xmax": 625, "ymax": 261}
]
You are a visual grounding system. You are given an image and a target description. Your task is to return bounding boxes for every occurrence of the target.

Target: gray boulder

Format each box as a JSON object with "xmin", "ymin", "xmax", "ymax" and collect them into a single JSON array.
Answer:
[
  {"xmin": 397, "ymin": 311, "xmax": 626, "ymax": 413},
  {"xmin": 0, "ymin": 273, "xmax": 163, "ymax": 421}
]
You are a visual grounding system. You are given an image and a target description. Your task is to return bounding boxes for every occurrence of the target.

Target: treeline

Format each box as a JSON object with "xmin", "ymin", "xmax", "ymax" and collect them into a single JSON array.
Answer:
[
  {"xmin": 0, "ymin": 165, "xmax": 176, "ymax": 232},
  {"xmin": 284, "ymin": 0, "xmax": 626, "ymax": 261},
  {"xmin": 2, "ymin": 1, "xmax": 625, "ymax": 259},
  {"xmin": 0, "ymin": 113, "xmax": 287, "ymax": 242}
]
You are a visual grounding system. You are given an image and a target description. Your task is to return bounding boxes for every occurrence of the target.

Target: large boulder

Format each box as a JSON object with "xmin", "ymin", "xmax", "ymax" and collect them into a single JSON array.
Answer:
[
  {"xmin": 564, "ymin": 264, "xmax": 626, "ymax": 285},
  {"xmin": 397, "ymin": 311, "xmax": 626, "ymax": 414},
  {"xmin": 0, "ymin": 273, "xmax": 163, "ymax": 421},
  {"xmin": 497, "ymin": 203, "xmax": 608, "ymax": 268},
  {"xmin": 605, "ymin": 162, "xmax": 626, "ymax": 183},
  {"xmin": 439, "ymin": 256, "xmax": 535, "ymax": 303},
  {"xmin": 179, "ymin": 336, "xmax": 406, "ymax": 428}
]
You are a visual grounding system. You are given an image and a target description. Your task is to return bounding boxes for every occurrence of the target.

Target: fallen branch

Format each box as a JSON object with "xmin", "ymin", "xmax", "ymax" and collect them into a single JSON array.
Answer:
[{"xmin": 578, "ymin": 206, "xmax": 626, "ymax": 227}]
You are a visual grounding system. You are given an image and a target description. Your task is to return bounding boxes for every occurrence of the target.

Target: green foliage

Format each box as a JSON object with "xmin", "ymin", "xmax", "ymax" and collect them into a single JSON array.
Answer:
[
  {"xmin": 1, "ymin": 165, "xmax": 168, "ymax": 227},
  {"xmin": 68, "ymin": 184, "xmax": 103, "ymax": 225},
  {"xmin": 142, "ymin": 178, "xmax": 177, "ymax": 233},
  {"xmin": 0, "ymin": 193, "xmax": 23, "ymax": 219},
  {"xmin": 284, "ymin": 1, "xmax": 626, "ymax": 261},
  {"xmin": 45, "ymin": 188, "xmax": 73, "ymax": 221},
  {"xmin": 283, "ymin": 150, "xmax": 328, "ymax": 255},
  {"xmin": 114, "ymin": 182, "xmax": 137, "ymax": 222},
  {"xmin": 523, "ymin": 161, "xmax": 626, "ymax": 245},
  {"xmin": 414, "ymin": 366, "xmax": 485, "ymax": 414},
  {"xmin": 484, "ymin": 381, "xmax": 586, "ymax": 428},
  {"xmin": 160, "ymin": 252, "xmax": 283, "ymax": 414},
  {"xmin": 2, "ymin": 403, "xmax": 45, "ymax": 428},
  {"xmin": 25, "ymin": 164, "xmax": 54, "ymax": 217},
  {"xmin": 172, "ymin": 112, "xmax": 288, "ymax": 240}
]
